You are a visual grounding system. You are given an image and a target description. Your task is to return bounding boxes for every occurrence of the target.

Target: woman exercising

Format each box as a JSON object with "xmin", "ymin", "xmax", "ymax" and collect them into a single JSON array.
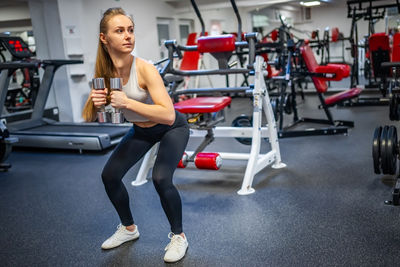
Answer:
[{"xmin": 82, "ymin": 7, "xmax": 189, "ymax": 263}]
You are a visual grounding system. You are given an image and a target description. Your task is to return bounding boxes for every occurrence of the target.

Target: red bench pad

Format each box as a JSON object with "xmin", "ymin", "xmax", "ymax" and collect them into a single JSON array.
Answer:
[
  {"xmin": 325, "ymin": 87, "xmax": 362, "ymax": 106},
  {"xmin": 197, "ymin": 34, "xmax": 236, "ymax": 53},
  {"xmin": 174, "ymin": 96, "xmax": 232, "ymax": 113}
]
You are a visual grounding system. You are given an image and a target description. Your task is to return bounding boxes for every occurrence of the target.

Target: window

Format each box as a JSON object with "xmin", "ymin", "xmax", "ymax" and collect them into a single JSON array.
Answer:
[
  {"xmin": 178, "ymin": 19, "xmax": 193, "ymax": 45},
  {"xmin": 157, "ymin": 18, "xmax": 172, "ymax": 58}
]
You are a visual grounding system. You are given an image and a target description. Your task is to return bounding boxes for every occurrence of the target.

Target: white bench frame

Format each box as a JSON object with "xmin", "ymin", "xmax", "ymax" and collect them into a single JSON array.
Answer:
[{"xmin": 131, "ymin": 56, "xmax": 286, "ymax": 195}]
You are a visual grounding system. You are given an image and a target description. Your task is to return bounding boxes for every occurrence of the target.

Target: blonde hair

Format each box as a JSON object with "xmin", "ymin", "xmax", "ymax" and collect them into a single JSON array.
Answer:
[{"xmin": 82, "ymin": 7, "xmax": 134, "ymax": 122}]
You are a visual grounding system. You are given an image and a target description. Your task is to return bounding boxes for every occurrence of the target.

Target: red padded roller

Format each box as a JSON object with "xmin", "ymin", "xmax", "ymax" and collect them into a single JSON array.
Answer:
[
  {"xmin": 271, "ymin": 30, "xmax": 278, "ymax": 41},
  {"xmin": 177, "ymin": 152, "xmax": 188, "ymax": 168},
  {"xmin": 174, "ymin": 96, "xmax": 232, "ymax": 114},
  {"xmin": 331, "ymin": 27, "xmax": 339, "ymax": 42},
  {"xmin": 315, "ymin": 64, "xmax": 350, "ymax": 81},
  {"xmin": 194, "ymin": 153, "xmax": 222, "ymax": 170},
  {"xmin": 197, "ymin": 34, "xmax": 236, "ymax": 53},
  {"xmin": 325, "ymin": 88, "xmax": 362, "ymax": 106}
]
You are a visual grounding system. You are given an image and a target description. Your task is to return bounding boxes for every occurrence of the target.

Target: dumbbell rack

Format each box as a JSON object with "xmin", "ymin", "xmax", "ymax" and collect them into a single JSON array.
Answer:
[{"xmin": 372, "ymin": 125, "xmax": 400, "ymax": 205}]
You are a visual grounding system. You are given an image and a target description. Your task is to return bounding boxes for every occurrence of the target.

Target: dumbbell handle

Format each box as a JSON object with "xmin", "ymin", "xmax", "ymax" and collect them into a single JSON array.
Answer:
[
  {"xmin": 110, "ymin": 78, "xmax": 124, "ymax": 124},
  {"xmin": 92, "ymin": 78, "xmax": 106, "ymax": 112},
  {"xmin": 110, "ymin": 78, "xmax": 123, "ymax": 113}
]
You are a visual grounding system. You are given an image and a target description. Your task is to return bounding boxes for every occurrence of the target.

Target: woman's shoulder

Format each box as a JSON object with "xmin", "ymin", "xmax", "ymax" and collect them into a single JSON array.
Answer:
[
  {"xmin": 135, "ymin": 57, "xmax": 153, "ymax": 69},
  {"xmin": 136, "ymin": 57, "xmax": 158, "ymax": 77}
]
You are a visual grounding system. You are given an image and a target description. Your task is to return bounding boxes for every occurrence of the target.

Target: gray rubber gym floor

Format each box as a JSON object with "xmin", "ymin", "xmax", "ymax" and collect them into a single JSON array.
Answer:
[{"xmin": 0, "ymin": 90, "xmax": 399, "ymax": 267}]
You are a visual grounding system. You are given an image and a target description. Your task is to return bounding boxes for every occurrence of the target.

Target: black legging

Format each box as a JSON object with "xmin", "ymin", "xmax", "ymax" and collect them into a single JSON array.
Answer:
[{"xmin": 101, "ymin": 111, "xmax": 189, "ymax": 234}]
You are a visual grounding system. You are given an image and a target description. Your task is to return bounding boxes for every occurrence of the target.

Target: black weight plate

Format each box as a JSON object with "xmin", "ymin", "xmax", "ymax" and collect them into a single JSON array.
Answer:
[
  {"xmin": 372, "ymin": 126, "xmax": 382, "ymax": 174},
  {"xmin": 386, "ymin": 126, "xmax": 398, "ymax": 175},
  {"xmin": 380, "ymin": 126, "xmax": 389, "ymax": 174},
  {"xmin": 271, "ymin": 98, "xmax": 279, "ymax": 122},
  {"xmin": 396, "ymin": 95, "xmax": 400, "ymax": 121},
  {"xmin": 284, "ymin": 93, "xmax": 292, "ymax": 115},
  {"xmin": 393, "ymin": 95, "xmax": 399, "ymax": 121},
  {"xmin": 232, "ymin": 115, "xmax": 252, "ymax": 145},
  {"xmin": 0, "ymin": 141, "xmax": 12, "ymax": 163},
  {"xmin": 389, "ymin": 95, "xmax": 396, "ymax": 121}
]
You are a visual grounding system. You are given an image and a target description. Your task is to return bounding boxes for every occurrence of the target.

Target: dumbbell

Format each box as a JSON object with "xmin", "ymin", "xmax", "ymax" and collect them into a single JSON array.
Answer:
[
  {"xmin": 110, "ymin": 78, "xmax": 124, "ymax": 124},
  {"xmin": 92, "ymin": 78, "xmax": 108, "ymax": 123}
]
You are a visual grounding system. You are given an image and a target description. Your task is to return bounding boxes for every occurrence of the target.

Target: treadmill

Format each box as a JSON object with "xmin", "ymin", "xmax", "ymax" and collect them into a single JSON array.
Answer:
[{"xmin": 0, "ymin": 36, "xmax": 131, "ymax": 152}]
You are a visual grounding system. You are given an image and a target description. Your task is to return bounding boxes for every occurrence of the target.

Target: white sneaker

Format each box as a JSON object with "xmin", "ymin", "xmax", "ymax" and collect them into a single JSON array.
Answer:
[
  {"xmin": 164, "ymin": 233, "xmax": 188, "ymax": 263},
  {"xmin": 101, "ymin": 224, "xmax": 140, "ymax": 250}
]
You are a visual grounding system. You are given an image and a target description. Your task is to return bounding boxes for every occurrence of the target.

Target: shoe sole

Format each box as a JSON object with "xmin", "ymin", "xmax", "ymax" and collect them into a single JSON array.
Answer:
[
  {"xmin": 163, "ymin": 245, "xmax": 188, "ymax": 263},
  {"xmin": 101, "ymin": 234, "xmax": 140, "ymax": 250}
]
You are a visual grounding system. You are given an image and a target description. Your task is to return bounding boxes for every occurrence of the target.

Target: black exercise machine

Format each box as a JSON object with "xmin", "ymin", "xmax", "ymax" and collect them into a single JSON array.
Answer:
[{"xmin": 0, "ymin": 62, "xmax": 37, "ymax": 170}]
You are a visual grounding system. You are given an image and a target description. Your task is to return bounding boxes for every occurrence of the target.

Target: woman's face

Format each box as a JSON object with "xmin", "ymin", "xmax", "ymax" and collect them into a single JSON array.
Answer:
[{"xmin": 101, "ymin": 14, "xmax": 135, "ymax": 54}]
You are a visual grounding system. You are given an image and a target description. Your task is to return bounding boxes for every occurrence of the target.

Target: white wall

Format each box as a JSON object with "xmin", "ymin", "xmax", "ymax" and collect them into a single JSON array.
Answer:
[
  {"xmin": 0, "ymin": 4, "xmax": 30, "ymax": 22},
  {"xmin": 29, "ymin": 0, "xmax": 70, "ymax": 119},
  {"xmin": 0, "ymin": 3, "xmax": 31, "ymax": 33}
]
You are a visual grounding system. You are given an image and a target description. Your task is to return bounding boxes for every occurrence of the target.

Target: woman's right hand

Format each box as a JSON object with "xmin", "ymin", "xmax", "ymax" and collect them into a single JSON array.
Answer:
[{"xmin": 91, "ymin": 88, "xmax": 108, "ymax": 107}]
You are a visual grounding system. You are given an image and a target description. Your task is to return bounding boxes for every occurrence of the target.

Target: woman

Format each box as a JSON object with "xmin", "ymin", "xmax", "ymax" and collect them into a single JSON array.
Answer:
[{"xmin": 82, "ymin": 7, "xmax": 190, "ymax": 263}]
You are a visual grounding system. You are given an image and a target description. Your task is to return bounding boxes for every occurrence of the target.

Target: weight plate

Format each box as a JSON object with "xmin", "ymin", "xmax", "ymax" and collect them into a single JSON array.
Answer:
[
  {"xmin": 386, "ymin": 126, "xmax": 398, "ymax": 175},
  {"xmin": 0, "ymin": 142, "xmax": 12, "ymax": 163},
  {"xmin": 231, "ymin": 115, "xmax": 252, "ymax": 145},
  {"xmin": 380, "ymin": 126, "xmax": 389, "ymax": 174},
  {"xmin": 390, "ymin": 95, "xmax": 396, "ymax": 121},
  {"xmin": 396, "ymin": 95, "xmax": 400, "ymax": 121},
  {"xmin": 284, "ymin": 93, "xmax": 292, "ymax": 115},
  {"xmin": 372, "ymin": 126, "xmax": 382, "ymax": 174},
  {"xmin": 271, "ymin": 98, "xmax": 279, "ymax": 121}
]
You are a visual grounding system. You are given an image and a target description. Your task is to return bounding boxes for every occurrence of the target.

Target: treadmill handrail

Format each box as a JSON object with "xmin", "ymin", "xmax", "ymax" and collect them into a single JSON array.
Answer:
[
  {"xmin": 0, "ymin": 61, "xmax": 40, "ymax": 70},
  {"xmin": 41, "ymin": 59, "xmax": 83, "ymax": 68}
]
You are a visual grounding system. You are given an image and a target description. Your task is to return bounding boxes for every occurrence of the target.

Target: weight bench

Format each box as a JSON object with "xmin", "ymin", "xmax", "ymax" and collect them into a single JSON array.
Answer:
[
  {"xmin": 132, "ymin": 33, "xmax": 285, "ymax": 195},
  {"xmin": 278, "ymin": 44, "xmax": 362, "ymax": 138}
]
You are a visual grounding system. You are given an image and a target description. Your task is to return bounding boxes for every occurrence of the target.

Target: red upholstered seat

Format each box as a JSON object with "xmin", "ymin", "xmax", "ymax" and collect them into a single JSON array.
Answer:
[
  {"xmin": 197, "ymin": 34, "xmax": 236, "ymax": 53},
  {"xmin": 300, "ymin": 44, "xmax": 361, "ymax": 105},
  {"xmin": 301, "ymin": 45, "xmax": 351, "ymax": 90},
  {"xmin": 300, "ymin": 45, "xmax": 329, "ymax": 93},
  {"xmin": 174, "ymin": 96, "xmax": 232, "ymax": 114},
  {"xmin": 325, "ymin": 87, "xmax": 362, "ymax": 106}
]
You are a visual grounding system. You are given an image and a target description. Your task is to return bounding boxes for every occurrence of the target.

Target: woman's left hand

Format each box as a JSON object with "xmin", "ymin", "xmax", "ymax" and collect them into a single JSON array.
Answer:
[{"xmin": 110, "ymin": 90, "xmax": 129, "ymax": 109}]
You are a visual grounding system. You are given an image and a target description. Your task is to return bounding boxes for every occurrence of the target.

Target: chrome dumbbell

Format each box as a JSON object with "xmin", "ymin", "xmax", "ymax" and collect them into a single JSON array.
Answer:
[
  {"xmin": 110, "ymin": 77, "xmax": 124, "ymax": 124},
  {"xmin": 92, "ymin": 78, "xmax": 108, "ymax": 123}
]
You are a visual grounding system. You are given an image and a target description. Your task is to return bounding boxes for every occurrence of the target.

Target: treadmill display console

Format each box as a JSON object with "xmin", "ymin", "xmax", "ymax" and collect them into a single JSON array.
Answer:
[{"xmin": 0, "ymin": 36, "xmax": 33, "ymax": 59}]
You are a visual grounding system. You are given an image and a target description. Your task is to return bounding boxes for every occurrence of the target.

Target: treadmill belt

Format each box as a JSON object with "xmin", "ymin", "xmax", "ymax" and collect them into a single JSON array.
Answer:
[{"xmin": 21, "ymin": 125, "xmax": 131, "ymax": 139}]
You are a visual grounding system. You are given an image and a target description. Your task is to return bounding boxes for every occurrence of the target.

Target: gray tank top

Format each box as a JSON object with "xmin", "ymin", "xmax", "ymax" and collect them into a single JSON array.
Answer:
[{"xmin": 122, "ymin": 57, "xmax": 154, "ymax": 122}]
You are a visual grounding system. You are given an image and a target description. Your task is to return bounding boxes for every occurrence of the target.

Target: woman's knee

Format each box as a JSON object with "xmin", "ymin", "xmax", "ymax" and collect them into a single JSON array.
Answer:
[
  {"xmin": 152, "ymin": 173, "xmax": 173, "ymax": 191},
  {"xmin": 101, "ymin": 167, "xmax": 119, "ymax": 186}
]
